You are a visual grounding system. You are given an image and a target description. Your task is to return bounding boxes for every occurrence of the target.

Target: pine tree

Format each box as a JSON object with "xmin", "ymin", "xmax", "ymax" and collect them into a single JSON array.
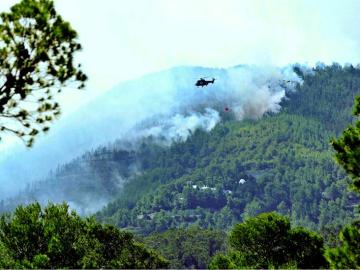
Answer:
[{"xmin": 0, "ymin": 0, "xmax": 87, "ymax": 146}]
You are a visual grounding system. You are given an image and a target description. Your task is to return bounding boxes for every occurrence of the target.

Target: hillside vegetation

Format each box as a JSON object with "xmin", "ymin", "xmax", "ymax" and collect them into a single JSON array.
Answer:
[
  {"xmin": 96, "ymin": 64, "xmax": 360, "ymax": 236},
  {"xmin": 1, "ymin": 64, "xmax": 359, "ymax": 240}
]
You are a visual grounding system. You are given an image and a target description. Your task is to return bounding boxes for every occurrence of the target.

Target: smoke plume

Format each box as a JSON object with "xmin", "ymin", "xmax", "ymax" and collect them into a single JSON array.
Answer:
[{"xmin": 0, "ymin": 65, "xmax": 302, "ymax": 208}]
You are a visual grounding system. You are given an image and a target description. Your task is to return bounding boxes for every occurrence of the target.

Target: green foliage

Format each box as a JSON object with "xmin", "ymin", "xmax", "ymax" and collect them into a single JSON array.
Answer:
[
  {"xmin": 328, "ymin": 95, "xmax": 360, "ymax": 269},
  {"xmin": 229, "ymin": 212, "xmax": 291, "ymax": 267},
  {"xmin": 211, "ymin": 212, "xmax": 328, "ymax": 269},
  {"xmin": 208, "ymin": 253, "xmax": 240, "ymax": 269},
  {"xmin": 289, "ymin": 227, "xmax": 328, "ymax": 268},
  {"xmin": 92, "ymin": 65, "xmax": 360, "ymax": 237},
  {"xmin": 2, "ymin": 64, "xmax": 359, "ymax": 263},
  {"xmin": 0, "ymin": 242, "xmax": 17, "ymax": 268},
  {"xmin": 97, "ymin": 120, "xmax": 356, "ymax": 236},
  {"xmin": 283, "ymin": 64, "xmax": 360, "ymax": 133},
  {"xmin": 2, "ymin": 64, "xmax": 357, "ymax": 238},
  {"xmin": 0, "ymin": 202, "xmax": 168, "ymax": 268},
  {"xmin": 326, "ymin": 220, "xmax": 360, "ymax": 269},
  {"xmin": 331, "ymin": 95, "xmax": 360, "ymax": 193},
  {"xmin": 0, "ymin": 0, "xmax": 87, "ymax": 146},
  {"xmin": 143, "ymin": 227, "xmax": 226, "ymax": 268}
]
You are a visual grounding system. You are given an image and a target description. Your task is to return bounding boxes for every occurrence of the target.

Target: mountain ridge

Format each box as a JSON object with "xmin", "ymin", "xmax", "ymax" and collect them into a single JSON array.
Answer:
[{"xmin": 1, "ymin": 64, "xmax": 359, "ymax": 237}]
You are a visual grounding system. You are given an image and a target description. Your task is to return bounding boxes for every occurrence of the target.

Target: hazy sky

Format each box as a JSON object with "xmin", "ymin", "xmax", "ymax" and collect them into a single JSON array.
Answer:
[
  {"xmin": 0, "ymin": 0, "xmax": 360, "ymax": 147},
  {"xmin": 1, "ymin": 0, "xmax": 360, "ymax": 93},
  {"xmin": 57, "ymin": 0, "xmax": 360, "ymax": 88}
]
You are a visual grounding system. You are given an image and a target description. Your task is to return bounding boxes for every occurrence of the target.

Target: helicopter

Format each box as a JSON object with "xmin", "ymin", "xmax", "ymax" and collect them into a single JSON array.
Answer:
[{"xmin": 195, "ymin": 77, "xmax": 215, "ymax": 87}]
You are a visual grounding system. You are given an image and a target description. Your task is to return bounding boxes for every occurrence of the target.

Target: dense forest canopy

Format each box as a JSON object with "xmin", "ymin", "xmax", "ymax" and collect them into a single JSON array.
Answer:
[
  {"xmin": 1, "ymin": 64, "xmax": 360, "ymax": 242},
  {"xmin": 95, "ymin": 64, "xmax": 360, "ymax": 237},
  {"xmin": 209, "ymin": 212, "xmax": 328, "ymax": 269},
  {"xmin": 143, "ymin": 227, "xmax": 226, "ymax": 269},
  {"xmin": 1, "ymin": 62, "xmax": 360, "ymax": 268},
  {"xmin": 0, "ymin": 203, "xmax": 168, "ymax": 268},
  {"xmin": 1, "ymin": 0, "xmax": 360, "ymax": 269}
]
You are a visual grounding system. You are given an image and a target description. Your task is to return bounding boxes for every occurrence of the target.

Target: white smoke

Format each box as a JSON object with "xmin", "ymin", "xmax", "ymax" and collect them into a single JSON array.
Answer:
[
  {"xmin": 117, "ymin": 65, "xmax": 301, "ymax": 145},
  {"xmin": 137, "ymin": 108, "xmax": 220, "ymax": 145},
  {"xmin": 0, "ymin": 64, "xmax": 302, "ymax": 201}
]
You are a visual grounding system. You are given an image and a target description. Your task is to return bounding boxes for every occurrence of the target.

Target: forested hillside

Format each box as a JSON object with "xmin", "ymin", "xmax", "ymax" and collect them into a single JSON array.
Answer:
[
  {"xmin": 96, "ymin": 64, "xmax": 360, "ymax": 235},
  {"xmin": 1, "ymin": 64, "xmax": 359, "ymax": 239},
  {"xmin": 0, "ymin": 64, "xmax": 294, "ymax": 214},
  {"xmin": 2, "ymin": 0, "xmax": 360, "ymax": 268}
]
